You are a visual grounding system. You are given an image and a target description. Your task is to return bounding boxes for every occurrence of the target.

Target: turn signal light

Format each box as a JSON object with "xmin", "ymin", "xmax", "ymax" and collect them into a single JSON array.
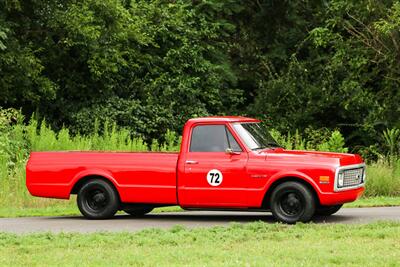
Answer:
[{"xmin": 319, "ymin": 176, "xmax": 330, "ymax": 184}]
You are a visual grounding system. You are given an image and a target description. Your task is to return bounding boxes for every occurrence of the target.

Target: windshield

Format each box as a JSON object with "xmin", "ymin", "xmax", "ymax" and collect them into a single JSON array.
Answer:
[{"xmin": 232, "ymin": 122, "xmax": 280, "ymax": 150}]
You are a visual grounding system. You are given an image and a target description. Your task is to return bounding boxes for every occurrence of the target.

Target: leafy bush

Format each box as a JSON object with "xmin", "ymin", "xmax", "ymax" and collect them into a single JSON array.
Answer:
[
  {"xmin": 316, "ymin": 130, "xmax": 348, "ymax": 153},
  {"xmin": 271, "ymin": 128, "xmax": 348, "ymax": 153},
  {"xmin": 0, "ymin": 1, "xmax": 242, "ymax": 140},
  {"xmin": 382, "ymin": 128, "xmax": 400, "ymax": 164}
]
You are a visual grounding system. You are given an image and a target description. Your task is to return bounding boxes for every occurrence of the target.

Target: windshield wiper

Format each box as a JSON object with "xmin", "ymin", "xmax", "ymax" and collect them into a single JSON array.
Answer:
[
  {"xmin": 251, "ymin": 143, "xmax": 282, "ymax": 151},
  {"xmin": 251, "ymin": 147, "xmax": 266, "ymax": 151}
]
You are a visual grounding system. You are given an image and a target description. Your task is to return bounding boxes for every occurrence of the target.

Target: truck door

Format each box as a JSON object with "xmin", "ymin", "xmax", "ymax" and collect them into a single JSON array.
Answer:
[{"xmin": 178, "ymin": 124, "xmax": 249, "ymax": 208}]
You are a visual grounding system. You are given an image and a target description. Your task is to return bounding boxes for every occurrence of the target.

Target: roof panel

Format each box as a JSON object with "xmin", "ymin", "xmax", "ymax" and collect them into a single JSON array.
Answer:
[{"xmin": 187, "ymin": 116, "xmax": 260, "ymax": 123}]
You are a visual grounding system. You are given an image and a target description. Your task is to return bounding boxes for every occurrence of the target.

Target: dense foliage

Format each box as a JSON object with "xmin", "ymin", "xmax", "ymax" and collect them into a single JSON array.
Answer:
[{"xmin": 1, "ymin": 0, "xmax": 400, "ymax": 153}]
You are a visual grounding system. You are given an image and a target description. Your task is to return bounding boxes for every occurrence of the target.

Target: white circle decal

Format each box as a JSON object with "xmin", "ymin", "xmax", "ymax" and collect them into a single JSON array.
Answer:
[{"xmin": 206, "ymin": 169, "xmax": 223, "ymax": 186}]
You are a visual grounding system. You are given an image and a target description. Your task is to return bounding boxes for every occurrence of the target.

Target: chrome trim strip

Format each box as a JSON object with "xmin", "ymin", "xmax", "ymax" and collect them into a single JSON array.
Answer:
[{"xmin": 334, "ymin": 163, "xmax": 366, "ymax": 192}]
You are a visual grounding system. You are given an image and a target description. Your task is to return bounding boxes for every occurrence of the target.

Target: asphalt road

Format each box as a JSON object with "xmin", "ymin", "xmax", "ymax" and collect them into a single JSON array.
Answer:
[{"xmin": 1, "ymin": 207, "xmax": 399, "ymax": 234}]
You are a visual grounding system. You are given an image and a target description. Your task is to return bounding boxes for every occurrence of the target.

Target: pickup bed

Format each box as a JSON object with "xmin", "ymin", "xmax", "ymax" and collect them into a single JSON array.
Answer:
[{"xmin": 26, "ymin": 116, "xmax": 366, "ymax": 223}]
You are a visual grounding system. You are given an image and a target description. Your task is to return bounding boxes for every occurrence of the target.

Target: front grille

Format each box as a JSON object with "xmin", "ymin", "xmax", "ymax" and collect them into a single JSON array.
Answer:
[{"xmin": 341, "ymin": 167, "xmax": 364, "ymax": 188}]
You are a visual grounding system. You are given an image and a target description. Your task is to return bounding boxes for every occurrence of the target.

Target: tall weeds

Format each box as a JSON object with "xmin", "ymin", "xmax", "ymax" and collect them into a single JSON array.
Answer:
[
  {"xmin": 0, "ymin": 110, "xmax": 180, "ymax": 208},
  {"xmin": 365, "ymin": 160, "xmax": 400, "ymax": 197},
  {"xmin": 0, "ymin": 108, "xmax": 399, "ymax": 211}
]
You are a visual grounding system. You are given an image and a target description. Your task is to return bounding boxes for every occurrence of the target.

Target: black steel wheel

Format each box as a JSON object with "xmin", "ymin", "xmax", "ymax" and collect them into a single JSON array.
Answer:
[
  {"xmin": 270, "ymin": 181, "xmax": 316, "ymax": 223},
  {"xmin": 123, "ymin": 207, "xmax": 154, "ymax": 216},
  {"xmin": 77, "ymin": 179, "xmax": 119, "ymax": 219},
  {"xmin": 315, "ymin": 204, "xmax": 343, "ymax": 216}
]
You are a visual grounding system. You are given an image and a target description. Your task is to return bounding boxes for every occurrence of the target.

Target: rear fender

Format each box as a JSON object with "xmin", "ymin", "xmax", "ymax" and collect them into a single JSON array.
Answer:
[{"xmin": 69, "ymin": 168, "xmax": 119, "ymax": 193}]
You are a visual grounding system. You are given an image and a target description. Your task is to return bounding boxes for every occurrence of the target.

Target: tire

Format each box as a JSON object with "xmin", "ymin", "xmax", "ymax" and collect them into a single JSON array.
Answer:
[
  {"xmin": 123, "ymin": 207, "xmax": 153, "ymax": 216},
  {"xmin": 77, "ymin": 179, "xmax": 119, "ymax": 219},
  {"xmin": 270, "ymin": 181, "xmax": 316, "ymax": 224},
  {"xmin": 315, "ymin": 204, "xmax": 343, "ymax": 216}
]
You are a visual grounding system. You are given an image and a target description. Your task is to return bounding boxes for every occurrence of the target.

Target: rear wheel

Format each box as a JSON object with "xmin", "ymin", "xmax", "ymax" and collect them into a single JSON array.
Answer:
[
  {"xmin": 315, "ymin": 204, "xmax": 343, "ymax": 216},
  {"xmin": 77, "ymin": 179, "xmax": 119, "ymax": 219},
  {"xmin": 123, "ymin": 207, "xmax": 153, "ymax": 216},
  {"xmin": 270, "ymin": 181, "xmax": 316, "ymax": 224}
]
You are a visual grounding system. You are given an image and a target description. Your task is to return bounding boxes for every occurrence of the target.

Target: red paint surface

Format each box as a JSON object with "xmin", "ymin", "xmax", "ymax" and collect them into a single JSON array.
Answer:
[{"xmin": 26, "ymin": 116, "xmax": 365, "ymax": 209}]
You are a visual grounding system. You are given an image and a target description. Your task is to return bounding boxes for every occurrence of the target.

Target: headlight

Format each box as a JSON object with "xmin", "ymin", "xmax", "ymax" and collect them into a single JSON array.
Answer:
[{"xmin": 338, "ymin": 172, "xmax": 344, "ymax": 187}]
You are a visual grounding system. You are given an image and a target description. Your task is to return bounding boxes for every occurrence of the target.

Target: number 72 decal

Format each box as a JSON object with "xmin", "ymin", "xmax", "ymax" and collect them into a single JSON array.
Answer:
[{"xmin": 206, "ymin": 169, "xmax": 223, "ymax": 186}]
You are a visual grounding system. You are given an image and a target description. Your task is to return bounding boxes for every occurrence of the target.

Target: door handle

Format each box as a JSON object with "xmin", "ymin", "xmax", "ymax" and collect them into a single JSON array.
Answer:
[{"xmin": 186, "ymin": 160, "xmax": 198, "ymax": 165}]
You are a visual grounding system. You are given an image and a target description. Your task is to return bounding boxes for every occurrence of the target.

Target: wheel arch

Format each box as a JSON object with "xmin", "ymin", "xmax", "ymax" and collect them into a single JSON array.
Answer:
[
  {"xmin": 262, "ymin": 176, "xmax": 321, "ymax": 209},
  {"xmin": 69, "ymin": 169, "xmax": 120, "ymax": 195}
]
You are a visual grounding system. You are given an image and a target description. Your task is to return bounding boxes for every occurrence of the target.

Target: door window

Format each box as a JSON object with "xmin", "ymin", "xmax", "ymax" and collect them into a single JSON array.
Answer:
[
  {"xmin": 226, "ymin": 130, "xmax": 242, "ymax": 152},
  {"xmin": 190, "ymin": 125, "xmax": 242, "ymax": 152}
]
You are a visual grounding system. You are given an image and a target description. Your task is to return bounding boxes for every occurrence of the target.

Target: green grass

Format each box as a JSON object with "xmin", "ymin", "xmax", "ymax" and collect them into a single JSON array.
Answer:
[
  {"xmin": 345, "ymin": 196, "xmax": 400, "ymax": 208},
  {"xmin": 0, "ymin": 221, "xmax": 399, "ymax": 266},
  {"xmin": 0, "ymin": 205, "xmax": 79, "ymax": 218},
  {"xmin": 0, "ymin": 196, "xmax": 398, "ymax": 218},
  {"xmin": 0, "ymin": 198, "xmax": 184, "ymax": 218},
  {"xmin": 0, "ymin": 204, "xmax": 185, "ymax": 218}
]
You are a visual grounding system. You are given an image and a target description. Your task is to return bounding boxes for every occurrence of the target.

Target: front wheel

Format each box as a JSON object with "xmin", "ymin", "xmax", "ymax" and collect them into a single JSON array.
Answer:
[
  {"xmin": 77, "ymin": 179, "xmax": 119, "ymax": 219},
  {"xmin": 270, "ymin": 181, "xmax": 316, "ymax": 224},
  {"xmin": 315, "ymin": 204, "xmax": 343, "ymax": 216}
]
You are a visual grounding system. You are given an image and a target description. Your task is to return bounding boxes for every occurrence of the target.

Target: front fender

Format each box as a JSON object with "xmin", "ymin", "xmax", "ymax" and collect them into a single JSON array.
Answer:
[{"xmin": 263, "ymin": 170, "xmax": 323, "ymax": 197}]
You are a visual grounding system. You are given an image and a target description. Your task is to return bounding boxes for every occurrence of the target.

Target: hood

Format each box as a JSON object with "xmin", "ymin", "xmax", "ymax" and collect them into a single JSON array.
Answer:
[{"xmin": 262, "ymin": 148, "xmax": 363, "ymax": 166}]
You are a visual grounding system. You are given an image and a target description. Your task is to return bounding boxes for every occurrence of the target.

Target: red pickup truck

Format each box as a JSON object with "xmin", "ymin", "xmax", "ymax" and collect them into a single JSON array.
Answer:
[{"xmin": 26, "ymin": 116, "xmax": 365, "ymax": 223}]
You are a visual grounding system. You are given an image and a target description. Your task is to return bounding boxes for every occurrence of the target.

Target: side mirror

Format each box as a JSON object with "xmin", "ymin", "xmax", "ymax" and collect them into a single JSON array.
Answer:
[{"xmin": 226, "ymin": 148, "xmax": 241, "ymax": 155}]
